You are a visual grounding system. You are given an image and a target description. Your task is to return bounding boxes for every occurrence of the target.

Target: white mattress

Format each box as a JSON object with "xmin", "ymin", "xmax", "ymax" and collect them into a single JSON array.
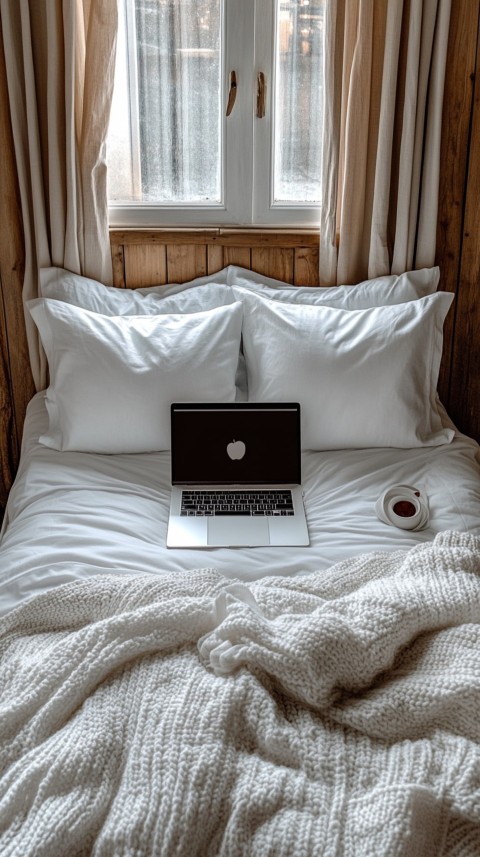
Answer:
[{"xmin": 1, "ymin": 392, "xmax": 479, "ymax": 617}]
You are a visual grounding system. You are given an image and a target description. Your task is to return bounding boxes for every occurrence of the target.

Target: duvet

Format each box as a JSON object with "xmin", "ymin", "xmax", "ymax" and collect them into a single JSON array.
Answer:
[{"xmin": 1, "ymin": 531, "xmax": 480, "ymax": 856}]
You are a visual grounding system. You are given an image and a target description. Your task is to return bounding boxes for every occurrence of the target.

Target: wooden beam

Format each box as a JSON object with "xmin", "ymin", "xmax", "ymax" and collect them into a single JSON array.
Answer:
[
  {"xmin": 109, "ymin": 228, "xmax": 320, "ymax": 248},
  {"xmin": 0, "ymin": 15, "xmax": 34, "ymax": 500},
  {"xmin": 435, "ymin": 0, "xmax": 480, "ymax": 413},
  {"xmin": 109, "ymin": 229, "xmax": 220, "ymax": 246},
  {"xmin": 447, "ymin": 6, "xmax": 480, "ymax": 438}
]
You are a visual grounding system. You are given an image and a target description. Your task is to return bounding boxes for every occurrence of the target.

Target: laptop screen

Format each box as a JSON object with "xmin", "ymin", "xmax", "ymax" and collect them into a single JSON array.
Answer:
[{"xmin": 171, "ymin": 403, "xmax": 301, "ymax": 485}]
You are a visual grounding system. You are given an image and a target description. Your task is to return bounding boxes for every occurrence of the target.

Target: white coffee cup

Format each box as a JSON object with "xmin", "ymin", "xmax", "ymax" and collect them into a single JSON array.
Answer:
[
  {"xmin": 375, "ymin": 484, "xmax": 429, "ymax": 531},
  {"xmin": 386, "ymin": 495, "xmax": 422, "ymax": 530}
]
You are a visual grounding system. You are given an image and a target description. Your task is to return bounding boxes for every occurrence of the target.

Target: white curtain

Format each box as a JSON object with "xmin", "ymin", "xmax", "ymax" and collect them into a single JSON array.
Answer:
[
  {"xmin": 320, "ymin": 0, "xmax": 451, "ymax": 286},
  {"xmin": 0, "ymin": 0, "xmax": 117, "ymax": 389}
]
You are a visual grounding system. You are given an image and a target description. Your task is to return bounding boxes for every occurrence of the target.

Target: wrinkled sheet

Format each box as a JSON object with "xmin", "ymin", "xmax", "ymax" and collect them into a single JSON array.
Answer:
[{"xmin": 0, "ymin": 393, "xmax": 480, "ymax": 616}]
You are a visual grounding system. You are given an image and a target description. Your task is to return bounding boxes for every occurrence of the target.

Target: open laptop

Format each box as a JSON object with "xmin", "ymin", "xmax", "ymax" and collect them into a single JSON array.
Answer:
[{"xmin": 167, "ymin": 403, "xmax": 309, "ymax": 548}]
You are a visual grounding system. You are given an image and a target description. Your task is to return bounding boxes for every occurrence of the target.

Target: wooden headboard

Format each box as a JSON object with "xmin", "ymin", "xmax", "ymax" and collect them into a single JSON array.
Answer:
[{"xmin": 109, "ymin": 229, "xmax": 320, "ymax": 289}]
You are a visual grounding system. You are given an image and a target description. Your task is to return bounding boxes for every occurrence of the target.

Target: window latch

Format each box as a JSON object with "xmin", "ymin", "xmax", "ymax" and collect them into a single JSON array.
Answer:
[
  {"xmin": 257, "ymin": 72, "xmax": 266, "ymax": 118},
  {"xmin": 226, "ymin": 70, "xmax": 237, "ymax": 116}
]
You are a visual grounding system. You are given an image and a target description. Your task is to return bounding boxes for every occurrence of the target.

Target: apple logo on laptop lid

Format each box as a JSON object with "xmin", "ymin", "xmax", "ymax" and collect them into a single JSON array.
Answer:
[{"xmin": 227, "ymin": 439, "xmax": 246, "ymax": 460}]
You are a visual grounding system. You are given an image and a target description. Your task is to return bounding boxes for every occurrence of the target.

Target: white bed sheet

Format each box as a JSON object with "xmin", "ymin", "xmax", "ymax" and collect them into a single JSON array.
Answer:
[{"xmin": 1, "ymin": 392, "xmax": 479, "ymax": 617}]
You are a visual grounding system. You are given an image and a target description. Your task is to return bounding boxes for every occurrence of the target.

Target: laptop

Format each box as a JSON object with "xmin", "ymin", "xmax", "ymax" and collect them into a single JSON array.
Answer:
[{"xmin": 167, "ymin": 402, "xmax": 309, "ymax": 548}]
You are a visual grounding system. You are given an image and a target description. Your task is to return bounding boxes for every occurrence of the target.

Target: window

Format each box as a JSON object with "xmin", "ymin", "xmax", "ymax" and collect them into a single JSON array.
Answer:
[{"xmin": 107, "ymin": 0, "xmax": 324, "ymax": 227}]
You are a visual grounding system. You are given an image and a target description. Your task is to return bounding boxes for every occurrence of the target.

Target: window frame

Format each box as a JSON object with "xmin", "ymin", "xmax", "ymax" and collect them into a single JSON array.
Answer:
[{"xmin": 107, "ymin": 0, "xmax": 322, "ymax": 229}]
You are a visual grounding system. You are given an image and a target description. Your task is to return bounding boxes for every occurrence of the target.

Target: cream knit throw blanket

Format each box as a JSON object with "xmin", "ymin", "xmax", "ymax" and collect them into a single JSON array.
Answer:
[{"xmin": 1, "ymin": 531, "xmax": 480, "ymax": 856}]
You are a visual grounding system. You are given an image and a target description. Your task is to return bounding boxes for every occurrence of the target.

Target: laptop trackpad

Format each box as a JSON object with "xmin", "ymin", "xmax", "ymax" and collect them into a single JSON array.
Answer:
[{"xmin": 208, "ymin": 516, "xmax": 269, "ymax": 546}]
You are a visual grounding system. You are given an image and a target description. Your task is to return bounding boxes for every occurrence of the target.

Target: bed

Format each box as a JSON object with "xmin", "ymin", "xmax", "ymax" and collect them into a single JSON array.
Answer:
[{"xmin": 1, "ymin": 263, "xmax": 480, "ymax": 856}]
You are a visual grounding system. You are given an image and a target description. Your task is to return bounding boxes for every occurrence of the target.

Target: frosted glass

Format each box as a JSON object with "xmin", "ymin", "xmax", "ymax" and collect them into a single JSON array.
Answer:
[
  {"xmin": 274, "ymin": 0, "xmax": 324, "ymax": 203},
  {"xmin": 109, "ymin": 0, "xmax": 222, "ymax": 204}
]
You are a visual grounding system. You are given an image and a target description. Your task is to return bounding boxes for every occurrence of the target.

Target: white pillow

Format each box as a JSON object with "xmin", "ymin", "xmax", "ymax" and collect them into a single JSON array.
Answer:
[
  {"xmin": 231, "ymin": 265, "xmax": 439, "ymax": 309},
  {"xmin": 28, "ymin": 299, "xmax": 243, "ymax": 453},
  {"xmin": 39, "ymin": 267, "xmax": 235, "ymax": 315},
  {"xmin": 240, "ymin": 290, "xmax": 455, "ymax": 450},
  {"xmin": 38, "ymin": 266, "xmax": 249, "ymax": 402}
]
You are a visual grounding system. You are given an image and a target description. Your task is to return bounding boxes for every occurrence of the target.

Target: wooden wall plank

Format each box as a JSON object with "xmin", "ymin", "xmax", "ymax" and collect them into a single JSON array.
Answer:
[
  {"xmin": 124, "ymin": 244, "xmax": 167, "ymax": 288},
  {"xmin": 294, "ymin": 247, "xmax": 320, "ymax": 286},
  {"xmin": 111, "ymin": 243, "xmax": 125, "ymax": 287},
  {"xmin": 435, "ymin": 0, "xmax": 480, "ymax": 406},
  {"xmin": 251, "ymin": 247, "xmax": 294, "ymax": 283},
  {"xmin": 166, "ymin": 244, "xmax": 207, "ymax": 283},
  {"xmin": 207, "ymin": 245, "xmax": 224, "ymax": 275},
  {"xmin": 223, "ymin": 247, "xmax": 251, "ymax": 268},
  {"xmin": 0, "ymin": 19, "xmax": 34, "ymax": 493},
  {"xmin": 0, "ymin": 279, "xmax": 15, "ymax": 507},
  {"xmin": 447, "ymin": 9, "xmax": 480, "ymax": 438}
]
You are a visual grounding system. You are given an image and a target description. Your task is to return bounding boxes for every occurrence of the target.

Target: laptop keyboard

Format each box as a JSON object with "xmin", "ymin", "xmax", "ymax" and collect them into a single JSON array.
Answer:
[{"xmin": 180, "ymin": 489, "xmax": 294, "ymax": 516}]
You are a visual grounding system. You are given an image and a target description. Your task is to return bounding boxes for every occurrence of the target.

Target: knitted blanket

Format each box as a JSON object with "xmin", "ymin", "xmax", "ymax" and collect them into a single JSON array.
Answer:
[{"xmin": 1, "ymin": 531, "xmax": 480, "ymax": 856}]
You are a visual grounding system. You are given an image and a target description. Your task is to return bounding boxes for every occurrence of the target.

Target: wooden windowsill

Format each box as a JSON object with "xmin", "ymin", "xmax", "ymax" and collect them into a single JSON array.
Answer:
[{"xmin": 109, "ymin": 227, "xmax": 321, "ymax": 247}]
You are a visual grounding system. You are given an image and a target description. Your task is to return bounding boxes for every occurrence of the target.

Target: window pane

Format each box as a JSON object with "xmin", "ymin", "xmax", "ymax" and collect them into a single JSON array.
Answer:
[
  {"xmin": 108, "ymin": 0, "xmax": 222, "ymax": 204},
  {"xmin": 274, "ymin": 0, "xmax": 324, "ymax": 204}
]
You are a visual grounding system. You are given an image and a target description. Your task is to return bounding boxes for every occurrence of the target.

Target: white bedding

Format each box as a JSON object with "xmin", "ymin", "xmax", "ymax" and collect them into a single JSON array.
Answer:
[
  {"xmin": 2, "ymin": 531, "xmax": 480, "ymax": 855},
  {"xmin": 1, "ymin": 392, "xmax": 479, "ymax": 617}
]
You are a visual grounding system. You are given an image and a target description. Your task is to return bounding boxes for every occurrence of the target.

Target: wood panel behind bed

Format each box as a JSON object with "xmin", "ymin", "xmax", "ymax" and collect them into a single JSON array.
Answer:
[{"xmin": 109, "ymin": 230, "xmax": 320, "ymax": 289}]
